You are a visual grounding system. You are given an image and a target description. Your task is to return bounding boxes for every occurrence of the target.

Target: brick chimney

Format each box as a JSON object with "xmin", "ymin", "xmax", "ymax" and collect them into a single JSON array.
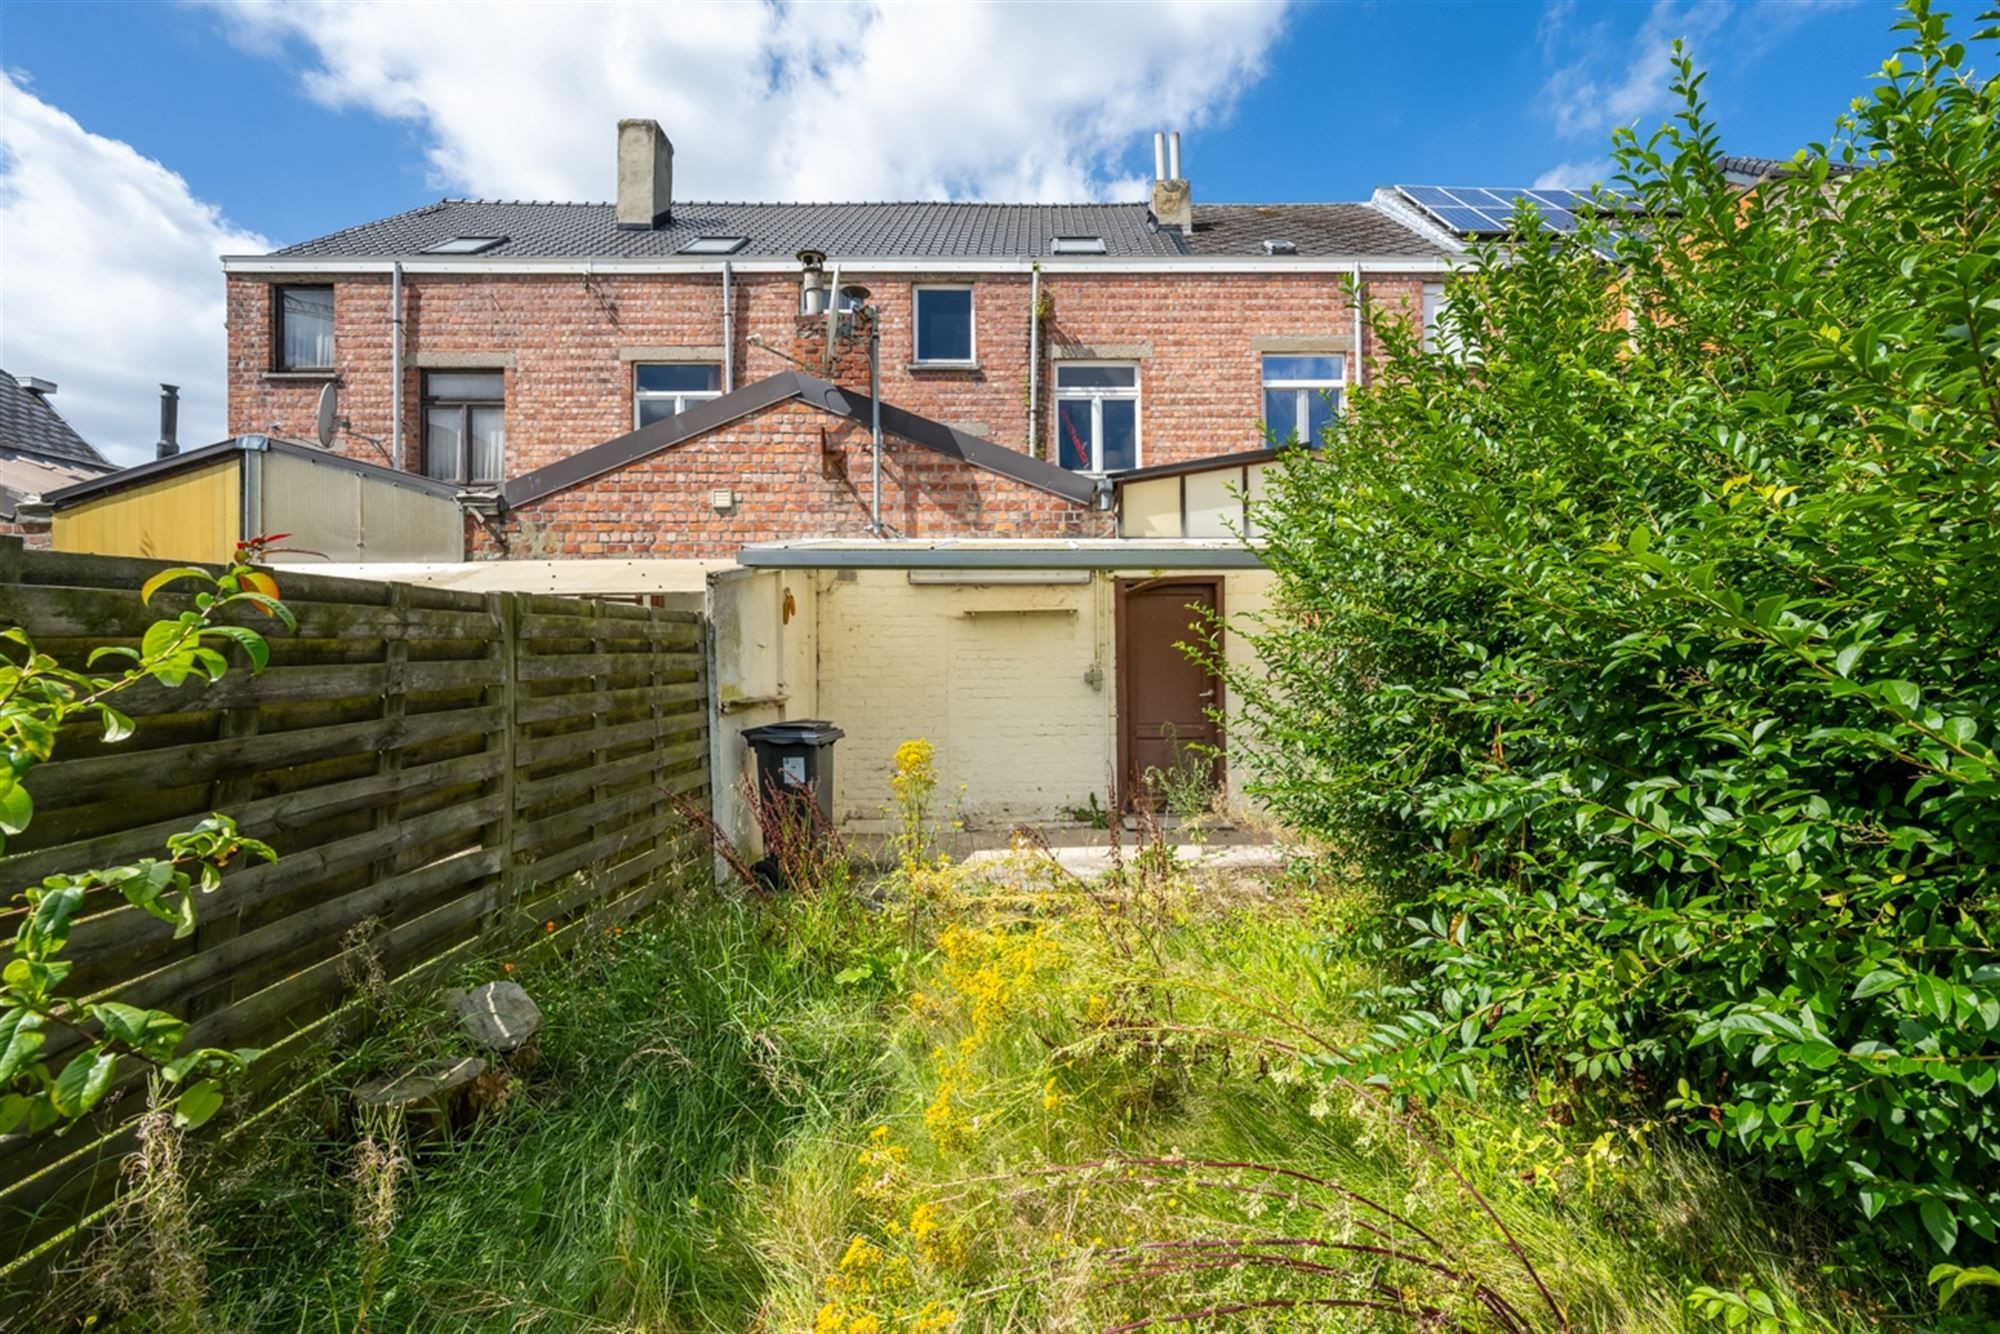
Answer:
[
  {"xmin": 616, "ymin": 119, "xmax": 674, "ymax": 229},
  {"xmin": 1149, "ymin": 130, "xmax": 1193, "ymax": 235}
]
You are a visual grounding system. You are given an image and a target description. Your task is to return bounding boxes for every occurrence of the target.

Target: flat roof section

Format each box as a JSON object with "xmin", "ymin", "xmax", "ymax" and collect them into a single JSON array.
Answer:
[{"xmin": 736, "ymin": 538, "xmax": 1265, "ymax": 570}]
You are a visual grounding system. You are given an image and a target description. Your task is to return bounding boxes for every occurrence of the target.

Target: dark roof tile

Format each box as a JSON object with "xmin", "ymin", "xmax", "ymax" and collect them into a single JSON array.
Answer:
[
  {"xmin": 270, "ymin": 200, "xmax": 1188, "ymax": 261},
  {"xmin": 1183, "ymin": 203, "xmax": 1442, "ymax": 257},
  {"xmin": 0, "ymin": 370, "xmax": 113, "ymax": 470},
  {"xmin": 257, "ymin": 198, "xmax": 1446, "ymax": 263}
]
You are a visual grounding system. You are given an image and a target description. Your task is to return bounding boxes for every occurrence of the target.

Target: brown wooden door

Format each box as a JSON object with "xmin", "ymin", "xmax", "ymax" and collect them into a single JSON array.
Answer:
[{"xmin": 1117, "ymin": 578, "xmax": 1223, "ymax": 811}]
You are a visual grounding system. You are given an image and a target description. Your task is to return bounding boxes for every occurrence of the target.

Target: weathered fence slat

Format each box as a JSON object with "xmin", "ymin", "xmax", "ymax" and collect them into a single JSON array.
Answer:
[{"xmin": 0, "ymin": 543, "xmax": 711, "ymax": 1275}]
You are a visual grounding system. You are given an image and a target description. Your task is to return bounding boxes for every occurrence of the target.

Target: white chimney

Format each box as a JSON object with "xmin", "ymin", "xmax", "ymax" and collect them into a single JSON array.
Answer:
[
  {"xmin": 1149, "ymin": 128, "xmax": 1192, "ymax": 235},
  {"xmin": 616, "ymin": 119, "xmax": 674, "ymax": 230}
]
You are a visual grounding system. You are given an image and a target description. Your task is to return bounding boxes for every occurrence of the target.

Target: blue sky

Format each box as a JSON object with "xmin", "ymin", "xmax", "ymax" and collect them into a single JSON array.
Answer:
[{"xmin": 0, "ymin": 0, "xmax": 1914, "ymax": 462}]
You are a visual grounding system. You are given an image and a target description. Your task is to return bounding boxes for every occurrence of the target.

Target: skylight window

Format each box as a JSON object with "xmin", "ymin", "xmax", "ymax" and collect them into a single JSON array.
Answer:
[
  {"xmin": 680, "ymin": 236, "xmax": 749, "ymax": 255},
  {"xmin": 1050, "ymin": 236, "xmax": 1106, "ymax": 255},
  {"xmin": 421, "ymin": 236, "xmax": 506, "ymax": 255},
  {"xmin": 1262, "ymin": 239, "xmax": 1298, "ymax": 255}
]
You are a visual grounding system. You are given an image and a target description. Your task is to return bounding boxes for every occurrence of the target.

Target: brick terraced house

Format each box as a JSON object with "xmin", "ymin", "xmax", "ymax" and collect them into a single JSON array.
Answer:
[{"xmin": 222, "ymin": 123, "xmax": 1467, "ymax": 559}]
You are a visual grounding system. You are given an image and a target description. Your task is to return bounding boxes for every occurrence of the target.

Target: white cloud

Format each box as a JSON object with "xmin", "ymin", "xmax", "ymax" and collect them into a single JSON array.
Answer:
[
  {"xmin": 0, "ymin": 74, "xmax": 267, "ymax": 467},
  {"xmin": 1532, "ymin": 158, "xmax": 1611, "ymax": 190},
  {"xmin": 205, "ymin": 0, "xmax": 1292, "ymax": 203},
  {"xmin": 1539, "ymin": 0, "xmax": 1729, "ymax": 140}
]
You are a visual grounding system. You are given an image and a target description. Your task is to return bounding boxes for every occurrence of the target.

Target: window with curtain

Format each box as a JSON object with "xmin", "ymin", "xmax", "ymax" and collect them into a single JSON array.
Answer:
[
  {"xmin": 1052, "ymin": 363, "xmax": 1140, "ymax": 473},
  {"xmin": 422, "ymin": 371, "xmax": 505, "ymax": 484},
  {"xmin": 276, "ymin": 286, "xmax": 335, "ymax": 371},
  {"xmin": 1261, "ymin": 354, "xmax": 1343, "ymax": 447}
]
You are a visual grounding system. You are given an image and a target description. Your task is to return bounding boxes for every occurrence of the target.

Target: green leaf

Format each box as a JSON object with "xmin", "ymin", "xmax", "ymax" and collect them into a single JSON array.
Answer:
[
  {"xmin": 1878, "ymin": 679, "xmax": 1922, "ymax": 714},
  {"xmin": 203, "ymin": 624, "xmax": 270, "ymax": 673},
  {"xmin": 0, "ymin": 779, "xmax": 33, "ymax": 838},
  {"xmin": 1931, "ymin": 1263, "xmax": 2000, "ymax": 1308},
  {"xmin": 174, "ymin": 1078, "xmax": 224, "ymax": 1130},
  {"xmin": 1852, "ymin": 969, "xmax": 1903, "ymax": 1000},
  {"xmin": 139, "ymin": 566, "xmax": 213, "ymax": 605},
  {"xmin": 1921, "ymin": 1198, "xmax": 1960, "ymax": 1255},
  {"xmin": 0, "ymin": 1009, "xmax": 47, "ymax": 1083},
  {"xmin": 50, "ymin": 1048, "xmax": 117, "ymax": 1117}
]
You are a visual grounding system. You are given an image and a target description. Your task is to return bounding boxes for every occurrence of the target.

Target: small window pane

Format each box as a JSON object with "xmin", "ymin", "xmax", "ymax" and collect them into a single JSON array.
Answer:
[
  {"xmin": 1100, "ymin": 399, "xmax": 1137, "ymax": 471},
  {"xmin": 469, "ymin": 406, "xmax": 505, "ymax": 483},
  {"xmin": 637, "ymin": 398, "xmax": 679, "ymax": 428},
  {"xmin": 279, "ymin": 287, "xmax": 334, "ymax": 370},
  {"xmin": 423, "ymin": 407, "xmax": 462, "ymax": 480},
  {"xmin": 1304, "ymin": 388, "xmax": 1338, "ymax": 445},
  {"xmin": 420, "ymin": 236, "xmax": 505, "ymax": 255},
  {"xmin": 425, "ymin": 372, "xmax": 504, "ymax": 400},
  {"xmin": 1262, "ymin": 355, "xmax": 1339, "ymax": 383},
  {"xmin": 1056, "ymin": 400, "xmax": 1094, "ymax": 471},
  {"xmin": 915, "ymin": 288, "xmax": 973, "ymax": 361},
  {"xmin": 636, "ymin": 364, "xmax": 721, "ymax": 394},
  {"xmin": 1263, "ymin": 389, "xmax": 1301, "ymax": 443},
  {"xmin": 1055, "ymin": 364, "xmax": 1136, "ymax": 389}
]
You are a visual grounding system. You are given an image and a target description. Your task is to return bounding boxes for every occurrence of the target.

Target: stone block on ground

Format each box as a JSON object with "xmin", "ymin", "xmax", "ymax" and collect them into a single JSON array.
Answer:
[
  {"xmin": 354, "ymin": 1056, "xmax": 488, "ymax": 1120},
  {"xmin": 449, "ymin": 979, "xmax": 545, "ymax": 1053}
]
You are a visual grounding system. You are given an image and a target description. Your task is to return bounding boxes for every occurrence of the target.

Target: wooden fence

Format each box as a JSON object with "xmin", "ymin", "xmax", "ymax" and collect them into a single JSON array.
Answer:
[{"xmin": 0, "ymin": 541, "xmax": 710, "ymax": 1273}]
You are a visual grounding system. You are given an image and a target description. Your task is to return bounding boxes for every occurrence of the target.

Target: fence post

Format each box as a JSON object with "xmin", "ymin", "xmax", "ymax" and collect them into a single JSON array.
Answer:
[{"xmin": 485, "ymin": 590, "xmax": 521, "ymax": 938}]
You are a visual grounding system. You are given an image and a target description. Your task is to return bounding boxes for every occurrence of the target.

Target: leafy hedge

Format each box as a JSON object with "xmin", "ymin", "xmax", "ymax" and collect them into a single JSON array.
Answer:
[{"xmin": 1229, "ymin": 2, "xmax": 2000, "ymax": 1262}]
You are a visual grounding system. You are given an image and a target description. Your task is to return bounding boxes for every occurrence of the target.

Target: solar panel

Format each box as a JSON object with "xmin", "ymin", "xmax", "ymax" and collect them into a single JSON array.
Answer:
[
  {"xmin": 1393, "ymin": 184, "xmax": 1647, "ymax": 242},
  {"xmin": 1400, "ymin": 185, "xmax": 1464, "ymax": 211},
  {"xmin": 1430, "ymin": 206, "xmax": 1508, "ymax": 235}
]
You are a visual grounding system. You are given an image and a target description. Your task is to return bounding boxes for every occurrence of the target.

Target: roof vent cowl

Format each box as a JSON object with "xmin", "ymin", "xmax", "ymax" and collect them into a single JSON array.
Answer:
[{"xmin": 616, "ymin": 119, "xmax": 674, "ymax": 230}]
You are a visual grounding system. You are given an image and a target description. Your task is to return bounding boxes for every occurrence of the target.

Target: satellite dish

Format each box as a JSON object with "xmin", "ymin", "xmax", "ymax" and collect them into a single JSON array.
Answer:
[{"xmin": 315, "ymin": 383, "xmax": 339, "ymax": 449}]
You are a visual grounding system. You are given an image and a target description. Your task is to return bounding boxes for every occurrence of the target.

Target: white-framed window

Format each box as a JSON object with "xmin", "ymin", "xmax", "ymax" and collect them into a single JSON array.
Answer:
[
  {"xmin": 1052, "ymin": 362, "xmax": 1140, "ymax": 473},
  {"xmin": 1422, "ymin": 283, "xmax": 1447, "ymax": 352},
  {"xmin": 913, "ymin": 285, "xmax": 975, "ymax": 364},
  {"xmin": 1261, "ymin": 354, "xmax": 1343, "ymax": 447},
  {"xmin": 634, "ymin": 363, "xmax": 723, "ymax": 428}
]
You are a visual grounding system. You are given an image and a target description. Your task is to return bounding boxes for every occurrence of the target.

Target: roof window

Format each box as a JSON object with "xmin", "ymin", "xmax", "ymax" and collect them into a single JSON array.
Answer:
[
  {"xmin": 1262, "ymin": 239, "xmax": 1297, "ymax": 255},
  {"xmin": 1050, "ymin": 236, "xmax": 1106, "ymax": 254},
  {"xmin": 421, "ymin": 236, "xmax": 507, "ymax": 255},
  {"xmin": 680, "ymin": 236, "xmax": 749, "ymax": 255}
]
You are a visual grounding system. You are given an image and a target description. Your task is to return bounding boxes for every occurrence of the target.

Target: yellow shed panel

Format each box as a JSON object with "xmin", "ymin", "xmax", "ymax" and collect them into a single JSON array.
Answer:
[
  {"xmin": 53, "ymin": 458, "xmax": 241, "ymax": 564},
  {"xmin": 1120, "ymin": 477, "xmax": 1183, "ymax": 538}
]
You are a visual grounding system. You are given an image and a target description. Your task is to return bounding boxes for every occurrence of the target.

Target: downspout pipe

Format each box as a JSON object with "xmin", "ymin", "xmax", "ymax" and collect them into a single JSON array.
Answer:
[
  {"xmin": 1350, "ymin": 262, "xmax": 1365, "ymax": 392},
  {"xmin": 824, "ymin": 262, "xmax": 842, "ymax": 378},
  {"xmin": 721, "ymin": 259, "xmax": 734, "ymax": 391},
  {"xmin": 391, "ymin": 261, "xmax": 404, "ymax": 466},
  {"xmin": 869, "ymin": 307, "xmax": 883, "ymax": 534},
  {"xmin": 1027, "ymin": 263, "xmax": 1041, "ymax": 460}
]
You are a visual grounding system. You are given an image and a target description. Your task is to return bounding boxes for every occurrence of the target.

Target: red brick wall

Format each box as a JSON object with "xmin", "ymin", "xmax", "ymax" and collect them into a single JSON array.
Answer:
[
  {"xmin": 227, "ymin": 268, "xmax": 1434, "ymax": 478},
  {"xmin": 472, "ymin": 396, "xmax": 1110, "ymax": 560}
]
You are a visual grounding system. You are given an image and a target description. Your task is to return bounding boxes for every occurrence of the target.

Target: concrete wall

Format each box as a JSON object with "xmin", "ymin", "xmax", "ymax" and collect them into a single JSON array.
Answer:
[
  {"xmin": 707, "ymin": 563, "xmax": 1276, "ymax": 840},
  {"xmin": 708, "ymin": 567, "xmax": 820, "ymax": 853}
]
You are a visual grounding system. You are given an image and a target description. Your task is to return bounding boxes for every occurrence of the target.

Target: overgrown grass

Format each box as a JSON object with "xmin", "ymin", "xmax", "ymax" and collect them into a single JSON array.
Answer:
[{"xmin": 63, "ymin": 843, "xmax": 1941, "ymax": 1331}]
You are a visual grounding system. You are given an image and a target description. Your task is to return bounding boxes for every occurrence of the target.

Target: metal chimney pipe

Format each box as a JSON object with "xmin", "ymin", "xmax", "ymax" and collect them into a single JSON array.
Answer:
[
  {"xmin": 1153, "ymin": 132, "xmax": 1166, "ymax": 182},
  {"xmin": 156, "ymin": 384, "xmax": 180, "ymax": 459},
  {"xmin": 1168, "ymin": 131, "xmax": 1182, "ymax": 180}
]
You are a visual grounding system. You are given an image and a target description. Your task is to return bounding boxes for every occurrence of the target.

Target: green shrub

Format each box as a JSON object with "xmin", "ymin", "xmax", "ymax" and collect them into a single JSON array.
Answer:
[{"xmin": 1228, "ymin": 1, "xmax": 2000, "ymax": 1263}]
